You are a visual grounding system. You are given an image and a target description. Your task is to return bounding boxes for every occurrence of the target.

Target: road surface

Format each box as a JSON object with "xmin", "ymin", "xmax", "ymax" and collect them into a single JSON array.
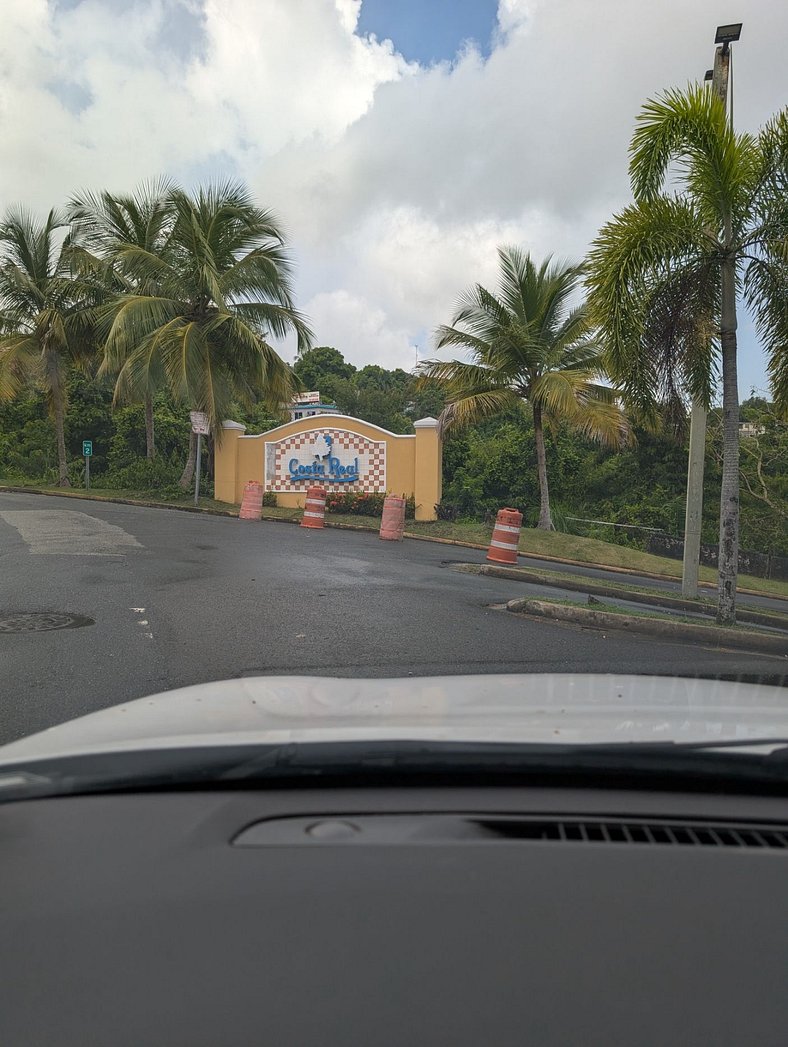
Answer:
[{"xmin": 0, "ymin": 492, "xmax": 785, "ymax": 744}]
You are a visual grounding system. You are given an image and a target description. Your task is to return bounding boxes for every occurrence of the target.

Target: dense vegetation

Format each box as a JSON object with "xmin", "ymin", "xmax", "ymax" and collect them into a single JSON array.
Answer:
[
  {"xmin": 292, "ymin": 346, "xmax": 444, "ymax": 433},
  {"xmin": 1, "ymin": 352, "xmax": 784, "ymax": 558}
]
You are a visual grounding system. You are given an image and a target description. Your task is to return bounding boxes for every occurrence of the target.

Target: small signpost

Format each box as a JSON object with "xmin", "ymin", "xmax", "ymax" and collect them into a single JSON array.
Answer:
[
  {"xmin": 82, "ymin": 440, "xmax": 93, "ymax": 490},
  {"xmin": 189, "ymin": 412, "xmax": 209, "ymax": 506}
]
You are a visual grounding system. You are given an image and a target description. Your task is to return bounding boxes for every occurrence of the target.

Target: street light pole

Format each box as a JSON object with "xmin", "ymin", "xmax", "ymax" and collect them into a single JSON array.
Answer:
[{"xmin": 681, "ymin": 25, "xmax": 739, "ymax": 598}]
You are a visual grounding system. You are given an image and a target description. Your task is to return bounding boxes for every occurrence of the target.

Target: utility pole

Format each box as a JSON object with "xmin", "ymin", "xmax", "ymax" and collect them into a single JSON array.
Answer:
[{"xmin": 681, "ymin": 25, "xmax": 738, "ymax": 597}]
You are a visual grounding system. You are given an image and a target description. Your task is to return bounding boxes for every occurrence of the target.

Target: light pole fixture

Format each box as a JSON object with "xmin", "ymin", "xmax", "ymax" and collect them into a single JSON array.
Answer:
[
  {"xmin": 704, "ymin": 69, "xmax": 713, "ymax": 81},
  {"xmin": 714, "ymin": 23, "xmax": 742, "ymax": 53}
]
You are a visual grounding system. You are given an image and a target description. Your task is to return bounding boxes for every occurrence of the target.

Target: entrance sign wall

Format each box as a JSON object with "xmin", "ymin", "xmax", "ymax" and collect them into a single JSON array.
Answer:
[{"xmin": 215, "ymin": 414, "xmax": 442, "ymax": 521}]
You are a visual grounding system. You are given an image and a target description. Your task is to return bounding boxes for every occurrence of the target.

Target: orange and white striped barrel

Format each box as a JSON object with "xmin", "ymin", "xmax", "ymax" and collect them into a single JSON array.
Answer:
[
  {"xmin": 238, "ymin": 480, "xmax": 263, "ymax": 520},
  {"xmin": 486, "ymin": 507, "xmax": 522, "ymax": 564},
  {"xmin": 300, "ymin": 485, "xmax": 327, "ymax": 529},
  {"xmin": 379, "ymin": 494, "xmax": 406, "ymax": 541}
]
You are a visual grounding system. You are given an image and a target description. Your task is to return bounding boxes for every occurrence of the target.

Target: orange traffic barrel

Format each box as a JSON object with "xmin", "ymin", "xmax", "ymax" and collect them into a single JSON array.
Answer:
[
  {"xmin": 380, "ymin": 494, "xmax": 406, "ymax": 541},
  {"xmin": 487, "ymin": 507, "xmax": 522, "ymax": 564},
  {"xmin": 301, "ymin": 485, "xmax": 327, "ymax": 529},
  {"xmin": 239, "ymin": 480, "xmax": 263, "ymax": 520}
]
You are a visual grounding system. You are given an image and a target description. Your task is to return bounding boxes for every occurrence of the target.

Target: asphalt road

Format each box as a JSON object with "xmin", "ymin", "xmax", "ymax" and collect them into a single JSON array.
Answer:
[{"xmin": 1, "ymin": 492, "xmax": 785, "ymax": 744}]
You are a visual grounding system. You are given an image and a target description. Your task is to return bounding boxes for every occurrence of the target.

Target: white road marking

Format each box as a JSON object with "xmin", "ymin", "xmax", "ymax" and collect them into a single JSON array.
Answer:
[
  {"xmin": 130, "ymin": 607, "xmax": 153, "ymax": 639},
  {"xmin": 0, "ymin": 510, "xmax": 142, "ymax": 556}
]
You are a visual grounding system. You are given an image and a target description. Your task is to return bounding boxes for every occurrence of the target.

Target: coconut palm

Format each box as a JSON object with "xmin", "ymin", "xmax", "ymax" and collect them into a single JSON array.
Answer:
[
  {"xmin": 97, "ymin": 180, "xmax": 312, "ymax": 487},
  {"xmin": 419, "ymin": 248, "xmax": 628, "ymax": 530},
  {"xmin": 586, "ymin": 86, "xmax": 788, "ymax": 624},
  {"xmin": 0, "ymin": 208, "xmax": 100, "ymax": 485},
  {"xmin": 68, "ymin": 178, "xmax": 176, "ymax": 458}
]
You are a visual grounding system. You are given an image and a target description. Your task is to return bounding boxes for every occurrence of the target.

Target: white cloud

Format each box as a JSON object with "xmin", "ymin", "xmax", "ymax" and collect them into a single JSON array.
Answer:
[
  {"xmin": 303, "ymin": 289, "xmax": 417, "ymax": 371},
  {"xmin": 0, "ymin": 0, "xmax": 785, "ymax": 390}
]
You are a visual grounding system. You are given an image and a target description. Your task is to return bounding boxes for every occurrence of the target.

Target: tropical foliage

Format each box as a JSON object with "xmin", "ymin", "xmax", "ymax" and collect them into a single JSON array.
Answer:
[
  {"xmin": 0, "ymin": 209, "xmax": 103, "ymax": 485},
  {"xmin": 68, "ymin": 178, "xmax": 177, "ymax": 458},
  {"xmin": 79, "ymin": 180, "xmax": 312, "ymax": 487},
  {"xmin": 418, "ymin": 248, "xmax": 629, "ymax": 529},
  {"xmin": 0, "ymin": 180, "xmax": 311, "ymax": 489},
  {"xmin": 586, "ymin": 86, "xmax": 788, "ymax": 622}
]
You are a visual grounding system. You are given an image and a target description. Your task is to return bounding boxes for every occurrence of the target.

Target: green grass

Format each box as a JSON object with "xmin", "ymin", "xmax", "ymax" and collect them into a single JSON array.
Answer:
[
  {"xmin": 2, "ymin": 480, "xmax": 786, "ymax": 600},
  {"xmin": 401, "ymin": 519, "xmax": 788, "ymax": 598}
]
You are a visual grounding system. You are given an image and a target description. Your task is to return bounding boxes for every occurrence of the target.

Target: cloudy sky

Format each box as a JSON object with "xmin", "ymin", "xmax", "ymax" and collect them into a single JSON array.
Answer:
[{"xmin": 2, "ymin": 0, "xmax": 785, "ymax": 394}]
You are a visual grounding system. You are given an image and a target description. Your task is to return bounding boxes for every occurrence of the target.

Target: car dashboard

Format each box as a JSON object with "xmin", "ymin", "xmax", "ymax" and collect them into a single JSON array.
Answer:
[{"xmin": 2, "ymin": 780, "xmax": 787, "ymax": 1046}]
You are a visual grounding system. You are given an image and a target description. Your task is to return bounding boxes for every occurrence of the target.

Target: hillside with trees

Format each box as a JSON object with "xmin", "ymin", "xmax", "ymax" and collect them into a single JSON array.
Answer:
[{"xmin": 1, "ymin": 345, "xmax": 784, "ymax": 564}]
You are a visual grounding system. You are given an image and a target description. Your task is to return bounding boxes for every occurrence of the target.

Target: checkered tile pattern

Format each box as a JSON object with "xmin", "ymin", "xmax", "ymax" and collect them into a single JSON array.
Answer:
[{"xmin": 267, "ymin": 428, "xmax": 387, "ymax": 493}]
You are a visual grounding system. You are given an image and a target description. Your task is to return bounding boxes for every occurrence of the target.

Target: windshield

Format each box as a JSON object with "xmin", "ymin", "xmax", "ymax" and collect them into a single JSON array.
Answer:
[{"xmin": 0, "ymin": 0, "xmax": 786, "ymax": 765}]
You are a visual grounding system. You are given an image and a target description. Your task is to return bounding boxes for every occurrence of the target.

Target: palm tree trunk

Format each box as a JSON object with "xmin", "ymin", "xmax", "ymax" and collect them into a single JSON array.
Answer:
[
  {"xmin": 52, "ymin": 380, "xmax": 70, "ymax": 488},
  {"xmin": 144, "ymin": 392, "xmax": 155, "ymax": 459},
  {"xmin": 533, "ymin": 403, "xmax": 553, "ymax": 530},
  {"xmin": 716, "ymin": 253, "xmax": 740, "ymax": 625},
  {"xmin": 179, "ymin": 430, "xmax": 197, "ymax": 490}
]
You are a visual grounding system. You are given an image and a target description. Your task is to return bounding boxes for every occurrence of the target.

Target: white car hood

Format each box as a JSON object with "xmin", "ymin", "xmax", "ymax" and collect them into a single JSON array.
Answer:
[{"xmin": 1, "ymin": 674, "xmax": 787, "ymax": 764}]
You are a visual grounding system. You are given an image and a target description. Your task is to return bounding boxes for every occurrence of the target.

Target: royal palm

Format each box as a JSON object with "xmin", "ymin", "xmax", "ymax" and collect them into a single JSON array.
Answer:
[{"xmin": 587, "ymin": 87, "xmax": 787, "ymax": 623}]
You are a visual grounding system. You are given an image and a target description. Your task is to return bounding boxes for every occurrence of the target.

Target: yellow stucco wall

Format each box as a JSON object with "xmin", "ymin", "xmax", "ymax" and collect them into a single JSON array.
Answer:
[{"xmin": 215, "ymin": 414, "xmax": 441, "ymax": 520}]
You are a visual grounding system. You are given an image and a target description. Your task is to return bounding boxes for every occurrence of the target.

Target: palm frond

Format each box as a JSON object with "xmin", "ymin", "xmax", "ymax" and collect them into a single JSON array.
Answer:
[
  {"xmin": 630, "ymin": 84, "xmax": 738, "ymax": 219},
  {"xmin": 440, "ymin": 388, "xmax": 522, "ymax": 430},
  {"xmin": 586, "ymin": 196, "xmax": 713, "ymax": 411},
  {"xmin": 744, "ymin": 254, "xmax": 788, "ymax": 409},
  {"xmin": 0, "ymin": 334, "xmax": 40, "ymax": 399}
]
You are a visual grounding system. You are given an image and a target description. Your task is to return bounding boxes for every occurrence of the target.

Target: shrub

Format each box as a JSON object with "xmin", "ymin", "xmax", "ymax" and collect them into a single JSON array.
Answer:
[
  {"xmin": 323, "ymin": 492, "xmax": 416, "ymax": 518},
  {"xmin": 262, "ymin": 491, "xmax": 277, "ymax": 507},
  {"xmin": 325, "ymin": 491, "xmax": 386, "ymax": 516},
  {"xmin": 435, "ymin": 501, "xmax": 462, "ymax": 522},
  {"xmin": 94, "ymin": 457, "xmax": 182, "ymax": 492}
]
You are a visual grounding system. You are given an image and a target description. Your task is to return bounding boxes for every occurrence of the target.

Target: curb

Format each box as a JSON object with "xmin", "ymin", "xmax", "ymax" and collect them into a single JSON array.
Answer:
[
  {"xmin": 452, "ymin": 563, "xmax": 788, "ymax": 628},
  {"xmin": 398, "ymin": 529, "xmax": 783, "ymax": 602},
  {"xmin": 0, "ymin": 485, "xmax": 406, "ymax": 536},
  {"xmin": 506, "ymin": 550, "xmax": 780, "ymax": 600},
  {"xmin": 506, "ymin": 597, "xmax": 788, "ymax": 656},
  {"xmin": 0, "ymin": 484, "xmax": 241, "ymax": 517}
]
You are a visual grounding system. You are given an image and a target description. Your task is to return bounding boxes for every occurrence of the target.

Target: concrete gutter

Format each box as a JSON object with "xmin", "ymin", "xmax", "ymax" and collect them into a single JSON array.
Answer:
[
  {"xmin": 507, "ymin": 597, "xmax": 788, "ymax": 656},
  {"xmin": 452, "ymin": 562, "xmax": 788, "ymax": 628}
]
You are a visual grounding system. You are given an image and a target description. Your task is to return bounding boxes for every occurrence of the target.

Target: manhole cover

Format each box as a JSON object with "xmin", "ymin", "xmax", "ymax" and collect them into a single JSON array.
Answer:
[{"xmin": 0, "ymin": 613, "xmax": 95, "ymax": 634}]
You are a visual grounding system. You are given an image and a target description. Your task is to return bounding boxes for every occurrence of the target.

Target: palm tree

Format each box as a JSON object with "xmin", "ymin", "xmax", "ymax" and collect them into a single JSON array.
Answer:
[
  {"xmin": 419, "ymin": 248, "xmax": 628, "ymax": 530},
  {"xmin": 586, "ymin": 87, "xmax": 788, "ymax": 624},
  {"xmin": 68, "ymin": 179, "xmax": 176, "ymax": 459},
  {"xmin": 97, "ymin": 180, "xmax": 312, "ymax": 487},
  {"xmin": 0, "ymin": 208, "xmax": 100, "ymax": 486}
]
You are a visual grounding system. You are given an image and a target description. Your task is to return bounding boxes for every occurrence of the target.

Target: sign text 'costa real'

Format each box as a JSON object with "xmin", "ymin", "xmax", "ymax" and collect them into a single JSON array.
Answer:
[{"xmin": 266, "ymin": 429, "xmax": 386, "ymax": 494}]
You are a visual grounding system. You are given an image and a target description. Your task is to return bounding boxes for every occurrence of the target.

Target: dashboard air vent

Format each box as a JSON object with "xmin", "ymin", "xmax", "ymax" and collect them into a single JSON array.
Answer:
[{"xmin": 475, "ymin": 818, "xmax": 788, "ymax": 848}]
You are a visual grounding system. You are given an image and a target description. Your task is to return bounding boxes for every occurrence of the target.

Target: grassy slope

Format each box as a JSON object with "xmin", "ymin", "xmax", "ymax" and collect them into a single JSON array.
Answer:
[
  {"xmin": 2, "ymin": 482, "xmax": 786, "ymax": 599},
  {"xmin": 401, "ymin": 519, "xmax": 788, "ymax": 597}
]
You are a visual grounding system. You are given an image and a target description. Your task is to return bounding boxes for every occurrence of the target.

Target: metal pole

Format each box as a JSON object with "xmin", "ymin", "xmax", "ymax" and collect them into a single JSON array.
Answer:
[
  {"xmin": 85, "ymin": 454, "xmax": 90, "ymax": 491},
  {"xmin": 681, "ymin": 43, "xmax": 730, "ymax": 598},
  {"xmin": 194, "ymin": 432, "xmax": 202, "ymax": 506}
]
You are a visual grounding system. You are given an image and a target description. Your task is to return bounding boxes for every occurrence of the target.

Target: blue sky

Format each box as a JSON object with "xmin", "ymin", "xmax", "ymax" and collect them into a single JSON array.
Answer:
[{"xmin": 357, "ymin": 0, "xmax": 498, "ymax": 64}]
